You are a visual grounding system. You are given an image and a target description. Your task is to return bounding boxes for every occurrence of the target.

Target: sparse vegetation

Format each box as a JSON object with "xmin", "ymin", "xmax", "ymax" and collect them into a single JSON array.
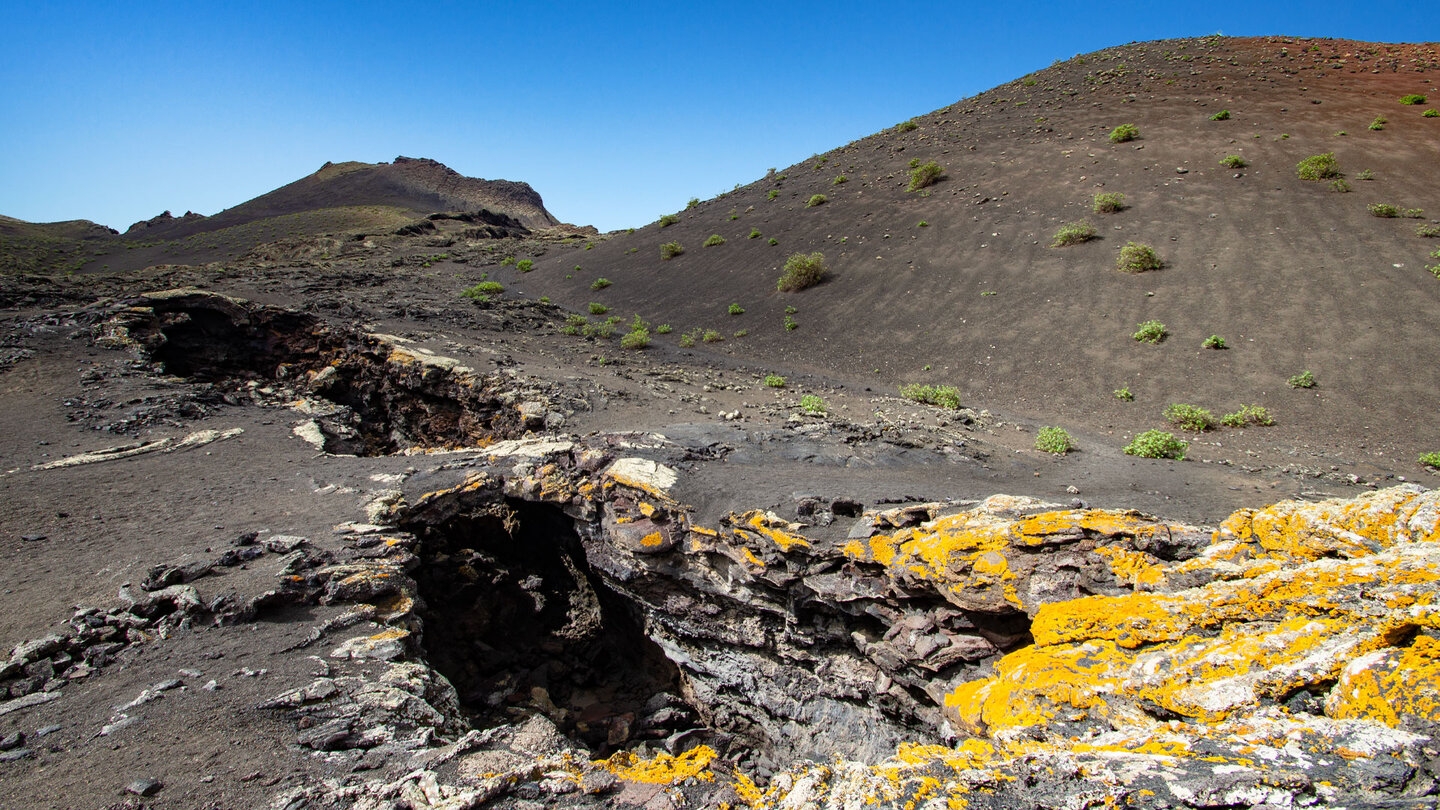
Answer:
[
  {"xmin": 1401, "ymin": 94, "xmax": 1428, "ymax": 105},
  {"xmin": 1356, "ymin": 169, "xmax": 1375, "ymax": 181},
  {"xmin": 748, "ymin": 228, "xmax": 762, "ymax": 239},
  {"xmin": 1288, "ymin": 370, "xmax": 1317, "ymax": 389},
  {"xmin": 500, "ymin": 256, "xmax": 516, "ymax": 266},
  {"xmin": 1117, "ymin": 242, "xmax": 1162, "ymax": 273},
  {"xmin": 1092, "ymin": 192, "xmax": 1126, "ymax": 213},
  {"xmin": 907, "ymin": 161, "xmax": 945, "ymax": 191},
  {"xmin": 620, "ymin": 324, "xmax": 650, "ymax": 350},
  {"xmin": 764, "ymin": 375, "xmax": 786, "ymax": 388},
  {"xmin": 701, "ymin": 329, "xmax": 723, "ymax": 343},
  {"xmin": 461, "ymin": 281, "xmax": 504, "ymax": 300},
  {"xmin": 1035, "ymin": 427, "xmax": 1075, "ymax": 454},
  {"xmin": 899, "ymin": 384, "xmax": 962, "ymax": 410},
  {"xmin": 656, "ymin": 324, "xmax": 672, "ymax": 334},
  {"xmin": 660, "ymin": 241, "xmax": 684, "ymax": 260},
  {"xmin": 1369, "ymin": 116, "xmax": 1387, "ymax": 131},
  {"xmin": 728, "ymin": 303, "xmax": 744, "ymax": 316},
  {"xmin": 917, "ymin": 220, "xmax": 928, "ymax": 227},
  {"xmin": 515, "ymin": 259, "xmax": 534, "ymax": 273},
  {"xmin": 588, "ymin": 302, "xmax": 609, "ymax": 315},
  {"xmin": 1425, "ymin": 109, "xmax": 1440, "ymax": 118},
  {"xmin": 799, "ymin": 394, "xmax": 826, "ymax": 415},
  {"xmin": 1220, "ymin": 404, "xmax": 1275, "ymax": 427},
  {"xmin": 1202, "ymin": 335, "xmax": 1227, "ymax": 350},
  {"xmin": 832, "ymin": 175, "xmax": 848, "ymax": 185},
  {"xmin": 1297, "ymin": 153, "xmax": 1341, "ymax": 181},
  {"xmin": 768, "ymin": 237, "xmax": 779, "ymax": 246},
  {"xmin": 896, "ymin": 120, "xmax": 919, "ymax": 133},
  {"xmin": 1420, "ymin": 225, "xmax": 1440, "ymax": 238},
  {"xmin": 805, "ymin": 194, "xmax": 827, "ymax": 208},
  {"xmin": 1051, "ymin": 221, "xmax": 1097, "ymax": 247},
  {"xmin": 766, "ymin": 190, "xmax": 779, "ymax": 201},
  {"xmin": 1404, "ymin": 208, "xmax": 1426, "ymax": 218},
  {"xmin": 591, "ymin": 277, "xmax": 612, "ymax": 290},
  {"xmin": 678, "ymin": 330, "xmax": 696, "ymax": 348},
  {"xmin": 1124, "ymin": 430, "xmax": 1187, "ymax": 460},
  {"xmin": 1330, "ymin": 179, "xmax": 1352, "ymax": 193},
  {"xmin": 561, "ymin": 314, "xmax": 587, "ymax": 335},
  {"xmin": 1108, "ymin": 124, "xmax": 1139, "ymax": 143},
  {"xmin": 704, "ymin": 234, "xmax": 726, "ymax": 247},
  {"xmin": 1210, "ymin": 110, "xmax": 1231, "ymax": 121},
  {"xmin": 1114, "ymin": 387, "xmax": 1134, "ymax": 402},
  {"xmin": 1165, "ymin": 403, "xmax": 1216, "ymax": 432},
  {"xmin": 1369, "ymin": 203, "xmax": 1399, "ymax": 218},
  {"xmin": 686, "ymin": 197, "xmax": 700, "ymax": 210},
  {"xmin": 1420, "ymin": 452, "xmax": 1440, "ymax": 469},
  {"xmin": 1218, "ymin": 155, "xmax": 1247, "ymax": 168},
  {"xmin": 1132, "ymin": 320, "xmax": 1167, "ymax": 344},
  {"xmin": 776, "ymin": 251, "xmax": 828, "ymax": 292}
]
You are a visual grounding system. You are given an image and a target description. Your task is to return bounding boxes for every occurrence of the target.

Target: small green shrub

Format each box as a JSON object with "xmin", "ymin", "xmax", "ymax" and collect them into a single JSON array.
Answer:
[
  {"xmin": 805, "ymin": 194, "xmax": 827, "ymax": 208},
  {"xmin": 1220, "ymin": 404, "xmax": 1274, "ymax": 427},
  {"xmin": 776, "ymin": 252, "xmax": 828, "ymax": 292},
  {"xmin": 678, "ymin": 331, "xmax": 696, "ymax": 348},
  {"xmin": 784, "ymin": 317, "xmax": 798, "ymax": 331},
  {"xmin": 1356, "ymin": 169, "xmax": 1375, "ymax": 181},
  {"xmin": 704, "ymin": 234, "xmax": 726, "ymax": 247},
  {"xmin": 1401, "ymin": 94, "xmax": 1428, "ymax": 105},
  {"xmin": 1092, "ymin": 192, "xmax": 1126, "ymax": 213},
  {"xmin": 1035, "ymin": 427, "xmax": 1075, "ymax": 454},
  {"xmin": 728, "ymin": 303, "xmax": 744, "ymax": 316},
  {"xmin": 1051, "ymin": 221, "xmax": 1097, "ymax": 247},
  {"xmin": 500, "ymin": 256, "xmax": 516, "ymax": 266},
  {"xmin": 832, "ymin": 175, "xmax": 848, "ymax": 185},
  {"xmin": 1109, "ymin": 124, "xmax": 1139, "ymax": 143},
  {"xmin": 785, "ymin": 306, "xmax": 798, "ymax": 315},
  {"xmin": 1124, "ymin": 430, "xmax": 1187, "ymax": 460},
  {"xmin": 1424, "ymin": 109, "xmax": 1440, "ymax": 118},
  {"xmin": 515, "ymin": 259, "xmax": 534, "ymax": 273},
  {"xmin": 1297, "ymin": 153, "xmax": 1341, "ymax": 180},
  {"xmin": 620, "ymin": 329, "xmax": 650, "ymax": 350},
  {"xmin": 748, "ymin": 228, "xmax": 761, "ymax": 239},
  {"xmin": 1117, "ymin": 242, "xmax": 1162, "ymax": 273},
  {"xmin": 733, "ymin": 329, "xmax": 748, "ymax": 338},
  {"xmin": 1369, "ymin": 203, "xmax": 1399, "ymax": 218},
  {"xmin": 462, "ymin": 281, "xmax": 505, "ymax": 298},
  {"xmin": 907, "ymin": 161, "xmax": 945, "ymax": 191},
  {"xmin": 1218, "ymin": 155, "xmax": 1247, "ymax": 168},
  {"xmin": 656, "ymin": 324, "xmax": 672, "ymax": 334},
  {"xmin": 1165, "ymin": 403, "xmax": 1216, "ymax": 432},
  {"xmin": 1202, "ymin": 335, "xmax": 1227, "ymax": 349},
  {"xmin": 660, "ymin": 241, "xmax": 684, "ymax": 260},
  {"xmin": 799, "ymin": 394, "xmax": 826, "ymax": 415},
  {"xmin": 1419, "ymin": 224, "xmax": 1440, "ymax": 237},
  {"xmin": 1288, "ymin": 370, "xmax": 1317, "ymax": 389},
  {"xmin": 896, "ymin": 120, "xmax": 919, "ymax": 132},
  {"xmin": 1419, "ymin": 452, "xmax": 1440, "ymax": 469},
  {"xmin": 686, "ymin": 197, "xmax": 700, "ymax": 210},
  {"xmin": 917, "ymin": 220, "xmax": 928, "ymax": 227},
  {"xmin": 1114, "ymin": 387, "xmax": 1134, "ymax": 402},
  {"xmin": 1369, "ymin": 116, "xmax": 1387, "ymax": 131},
  {"xmin": 764, "ymin": 375, "xmax": 786, "ymax": 388},
  {"xmin": 588, "ymin": 302, "xmax": 609, "ymax": 315},
  {"xmin": 1404, "ymin": 208, "xmax": 1426, "ymax": 218},
  {"xmin": 1210, "ymin": 109, "xmax": 1231, "ymax": 121},
  {"xmin": 768, "ymin": 237, "xmax": 779, "ymax": 246},
  {"xmin": 1330, "ymin": 179, "xmax": 1352, "ymax": 193},
  {"xmin": 561, "ymin": 314, "xmax": 587, "ymax": 335},
  {"xmin": 591, "ymin": 277, "xmax": 612, "ymax": 290},
  {"xmin": 908, "ymin": 158, "xmax": 921, "ymax": 169},
  {"xmin": 1132, "ymin": 320, "xmax": 1167, "ymax": 344},
  {"xmin": 766, "ymin": 190, "xmax": 779, "ymax": 200},
  {"xmin": 701, "ymin": 329, "xmax": 723, "ymax": 343},
  {"xmin": 899, "ymin": 384, "xmax": 962, "ymax": 410}
]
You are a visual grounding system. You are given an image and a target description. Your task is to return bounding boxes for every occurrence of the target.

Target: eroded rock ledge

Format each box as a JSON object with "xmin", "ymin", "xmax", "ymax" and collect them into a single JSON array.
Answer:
[{"xmin": 238, "ymin": 436, "xmax": 1440, "ymax": 808}]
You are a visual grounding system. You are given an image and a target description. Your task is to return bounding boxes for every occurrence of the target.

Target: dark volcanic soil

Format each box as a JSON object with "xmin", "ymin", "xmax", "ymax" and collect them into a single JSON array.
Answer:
[{"xmin": 0, "ymin": 34, "xmax": 1437, "ymax": 809}]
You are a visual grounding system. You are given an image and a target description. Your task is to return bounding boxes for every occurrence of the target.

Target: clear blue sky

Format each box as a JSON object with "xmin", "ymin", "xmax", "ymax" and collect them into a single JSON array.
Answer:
[{"xmin": 2, "ymin": 1, "xmax": 1434, "ymax": 233}]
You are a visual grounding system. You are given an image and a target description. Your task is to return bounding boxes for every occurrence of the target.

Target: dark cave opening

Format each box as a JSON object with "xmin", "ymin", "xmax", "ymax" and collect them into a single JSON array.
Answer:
[{"xmin": 402, "ymin": 499, "xmax": 704, "ymax": 756}]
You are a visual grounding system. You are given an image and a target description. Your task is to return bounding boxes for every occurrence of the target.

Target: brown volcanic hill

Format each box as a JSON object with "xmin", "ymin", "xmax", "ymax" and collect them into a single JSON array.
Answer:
[
  {"xmin": 122, "ymin": 156, "xmax": 560, "ymax": 239},
  {"xmin": 502, "ymin": 35, "xmax": 1440, "ymax": 474}
]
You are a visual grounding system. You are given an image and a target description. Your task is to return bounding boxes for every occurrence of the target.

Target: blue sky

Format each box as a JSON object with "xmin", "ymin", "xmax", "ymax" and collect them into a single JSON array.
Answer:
[{"xmin": 2, "ymin": 1, "xmax": 1435, "ymax": 233}]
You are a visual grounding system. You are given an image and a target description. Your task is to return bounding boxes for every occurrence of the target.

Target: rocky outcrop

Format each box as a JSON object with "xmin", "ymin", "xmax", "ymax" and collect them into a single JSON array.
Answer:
[{"xmin": 124, "ymin": 209, "xmax": 206, "ymax": 235}]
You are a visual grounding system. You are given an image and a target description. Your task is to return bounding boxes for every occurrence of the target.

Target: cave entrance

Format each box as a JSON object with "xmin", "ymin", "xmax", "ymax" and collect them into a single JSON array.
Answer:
[{"xmin": 403, "ymin": 499, "xmax": 701, "ymax": 755}]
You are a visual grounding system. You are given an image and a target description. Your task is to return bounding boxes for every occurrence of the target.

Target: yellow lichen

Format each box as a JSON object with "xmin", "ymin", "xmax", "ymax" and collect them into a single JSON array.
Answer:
[
  {"xmin": 1327, "ymin": 635, "xmax": 1440, "ymax": 726},
  {"xmin": 602, "ymin": 746, "xmax": 716, "ymax": 784}
]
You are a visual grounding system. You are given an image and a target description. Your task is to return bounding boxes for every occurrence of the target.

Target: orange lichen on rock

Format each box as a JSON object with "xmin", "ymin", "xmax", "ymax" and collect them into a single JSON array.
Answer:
[
  {"xmin": 730, "ymin": 510, "xmax": 813, "ymax": 552},
  {"xmin": 1213, "ymin": 486, "xmax": 1440, "ymax": 563},
  {"xmin": 602, "ymin": 745, "xmax": 716, "ymax": 784},
  {"xmin": 1327, "ymin": 633, "xmax": 1440, "ymax": 726}
]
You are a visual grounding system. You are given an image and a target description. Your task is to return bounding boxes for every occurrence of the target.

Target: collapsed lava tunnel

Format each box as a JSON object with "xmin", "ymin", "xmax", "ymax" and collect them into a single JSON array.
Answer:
[{"xmin": 106, "ymin": 289, "xmax": 550, "ymax": 455}]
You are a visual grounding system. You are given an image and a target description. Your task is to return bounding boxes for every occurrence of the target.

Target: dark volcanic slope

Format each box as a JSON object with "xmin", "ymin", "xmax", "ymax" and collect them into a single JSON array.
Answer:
[
  {"xmin": 125, "ymin": 156, "xmax": 560, "ymax": 238},
  {"xmin": 500, "ymin": 35, "xmax": 1440, "ymax": 471}
]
